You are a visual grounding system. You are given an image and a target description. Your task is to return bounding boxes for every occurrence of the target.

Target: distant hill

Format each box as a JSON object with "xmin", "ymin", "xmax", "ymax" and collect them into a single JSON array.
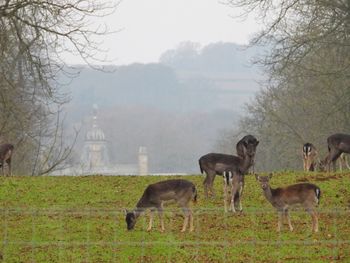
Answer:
[{"xmin": 62, "ymin": 42, "xmax": 264, "ymax": 173}]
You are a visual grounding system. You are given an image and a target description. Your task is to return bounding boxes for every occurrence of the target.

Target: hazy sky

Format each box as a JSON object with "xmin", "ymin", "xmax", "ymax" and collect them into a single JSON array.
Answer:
[{"xmin": 64, "ymin": 0, "xmax": 260, "ymax": 65}]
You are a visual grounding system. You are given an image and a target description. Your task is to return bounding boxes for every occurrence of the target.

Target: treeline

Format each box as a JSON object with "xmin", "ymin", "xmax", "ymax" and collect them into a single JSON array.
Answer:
[{"xmin": 219, "ymin": 0, "xmax": 350, "ymax": 171}]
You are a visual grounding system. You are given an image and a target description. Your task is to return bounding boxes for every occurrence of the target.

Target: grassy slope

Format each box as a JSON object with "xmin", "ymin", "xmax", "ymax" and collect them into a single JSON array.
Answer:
[{"xmin": 0, "ymin": 172, "xmax": 349, "ymax": 262}]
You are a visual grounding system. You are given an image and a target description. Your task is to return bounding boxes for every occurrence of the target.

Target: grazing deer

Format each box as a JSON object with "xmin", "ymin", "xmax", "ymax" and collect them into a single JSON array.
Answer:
[
  {"xmin": 125, "ymin": 179, "xmax": 197, "ymax": 232},
  {"xmin": 338, "ymin": 153, "xmax": 350, "ymax": 171},
  {"xmin": 320, "ymin": 133, "xmax": 350, "ymax": 172},
  {"xmin": 0, "ymin": 143, "xmax": 14, "ymax": 176},
  {"xmin": 236, "ymin": 135, "xmax": 259, "ymax": 173},
  {"xmin": 302, "ymin": 143, "xmax": 318, "ymax": 171},
  {"xmin": 255, "ymin": 174, "xmax": 321, "ymax": 232}
]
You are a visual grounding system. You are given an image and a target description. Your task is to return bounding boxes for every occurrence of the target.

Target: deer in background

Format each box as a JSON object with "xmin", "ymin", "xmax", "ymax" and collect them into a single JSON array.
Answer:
[
  {"xmin": 255, "ymin": 174, "xmax": 321, "ymax": 232},
  {"xmin": 319, "ymin": 133, "xmax": 350, "ymax": 172},
  {"xmin": 125, "ymin": 179, "xmax": 197, "ymax": 232},
  {"xmin": 302, "ymin": 143, "xmax": 318, "ymax": 171},
  {"xmin": 0, "ymin": 143, "xmax": 14, "ymax": 176}
]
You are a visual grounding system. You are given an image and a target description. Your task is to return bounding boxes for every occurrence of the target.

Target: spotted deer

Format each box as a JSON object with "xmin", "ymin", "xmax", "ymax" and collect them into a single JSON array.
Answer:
[
  {"xmin": 302, "ymin": 143, "xmax": 318, "ymax": 171},
  {"xmin": 320, "ymin": 133, "xmax": 350, "ymax": 172},
  {"xmin": 125, "ymin": 179, "xmax": 197, "ymax": 232},
  {"xmin": 0, "ymin": 143, "xmax": 14, "ymax": 176},
  {"xmin": 255, "ymin": 174, "xmax": 321, "ymax": 232}
]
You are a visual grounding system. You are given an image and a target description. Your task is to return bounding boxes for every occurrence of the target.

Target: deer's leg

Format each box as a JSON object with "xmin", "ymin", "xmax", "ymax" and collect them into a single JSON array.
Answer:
[
  {"xmin": 223, "ymin": 175, "xmax": 228, "ymax": 213},
  {"xmin": 208, "ymin": 172, "xmax": 216, "ymax": 197},
  {"xmin": 328, "ymin": 149, "xmax": 341, "ymax": 172},
  {"xmin": 306, "ymin": 208, "xmax": 318, "ymax": 233},
  {"xmin": 1, "ymin": 162, "xmax": 5, "ymax": 176},
  {"xmin": 147, "ymin": 209, "xmax": 155, "ymax": 232},
  {"xmin": 339, "ymin": 154, "xmax": 344, "ymax": 172},
  {"xmin": 230, "ymin": 175, "xmax": 240, "ymax": 213},
  {"xmin": 237, "ymin": 178, "xmax": 244, "ymax": 212},
  {"xmin": 180, "ymin": 207, "xmax": 190, "ymax": 232},
  {"xmin": 346, "ymin": 155, "xmax": 350, "ymax": 170},
  {"xmin": 277, "ymin": 210, "xmax": 283, "ymax": 232},
  {"xmin": 284, "ymin": 209, "xmax": 293, "ymax": 232},
  {"xmin": 6, "ymin": 159, "xmax": 11, "ymax": 176},
  {"xmin": 157, "ymin": 204, "xmax": 165, "ymax": 232}
]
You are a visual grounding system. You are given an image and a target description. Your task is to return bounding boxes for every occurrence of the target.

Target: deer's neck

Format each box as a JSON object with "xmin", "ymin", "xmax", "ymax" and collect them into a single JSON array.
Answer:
[
  {"xmin": 262, "ymin": 186, "xmax": 274, "ymax": 204},
  {"xmin": 239, "ymin": 154, "xmax": 252, "ymax": 173}
]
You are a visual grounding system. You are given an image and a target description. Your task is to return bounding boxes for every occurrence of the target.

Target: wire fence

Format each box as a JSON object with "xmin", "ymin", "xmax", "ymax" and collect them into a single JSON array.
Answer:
[{"xmin": 0, "ymin": 206, "xmax": 349, "ymax": 262}]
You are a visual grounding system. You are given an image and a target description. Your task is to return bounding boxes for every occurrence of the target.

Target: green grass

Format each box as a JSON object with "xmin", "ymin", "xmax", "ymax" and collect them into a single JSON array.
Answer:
[{"xmin": 0, "ymin": 172, "xmax": 349, "ymax": 262}]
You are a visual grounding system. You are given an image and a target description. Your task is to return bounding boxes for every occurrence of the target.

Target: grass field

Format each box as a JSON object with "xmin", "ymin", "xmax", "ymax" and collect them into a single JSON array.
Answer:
[{"xmin": 0, "ymin": 172, "xmax": 349, "ymax": 262}]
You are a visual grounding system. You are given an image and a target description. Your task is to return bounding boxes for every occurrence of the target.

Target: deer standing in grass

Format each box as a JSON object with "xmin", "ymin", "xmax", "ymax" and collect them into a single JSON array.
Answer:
[
  {"xmin": 255, "ymin": 174, "xmax": 321, "ymax": 232},
  {"xmin": 125, "ymin": 179, "xmax": 197, "ymax": 232},
  {"xmin": 199, "ymin": 135, "xmax": 259, "ymax": 212},
  {"xmin": 302, "ymin": 143, "xmax": 318, "ymax": 171},
  {"xmin": 0, "ymin": 144, "xmax": 14, "ymax": 176},
  {"xmin": 320, "ymin": 133, "xmax": 350, "ymax": 172},
  {"xmin": 199, "ymin": 135, "xmax": 259, "ymax": 198}
]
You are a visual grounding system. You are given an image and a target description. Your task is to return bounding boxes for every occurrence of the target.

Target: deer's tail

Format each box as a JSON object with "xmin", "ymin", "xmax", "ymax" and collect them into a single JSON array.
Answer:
[
  {"xmin": 198, "ymin": 159, "xmax": 204, "ymax": 174},
  {"xmin": 315, "ymin": 187, "xmax": 321, "ymax": 205},
  {"xmin": 192, "ymin": 185, "xmax": 197, "ymax": 204}
]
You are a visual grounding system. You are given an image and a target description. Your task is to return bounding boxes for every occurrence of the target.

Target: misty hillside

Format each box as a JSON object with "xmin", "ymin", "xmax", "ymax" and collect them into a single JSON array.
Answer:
[{"xmin": 63, "ymin": 42, "xmax": 263, "ymax": 173}]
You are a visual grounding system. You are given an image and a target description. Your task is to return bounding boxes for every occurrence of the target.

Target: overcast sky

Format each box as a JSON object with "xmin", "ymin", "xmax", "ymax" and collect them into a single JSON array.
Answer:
[{"xmin": 64, "ymin": 0, "xmax": 260, "ymax": 65}]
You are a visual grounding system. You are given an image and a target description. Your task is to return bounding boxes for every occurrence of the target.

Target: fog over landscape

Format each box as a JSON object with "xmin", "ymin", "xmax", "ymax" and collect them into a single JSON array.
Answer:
[{"xmin": 63, "ymin": 42, "xmax": 263, "ymax": 173}]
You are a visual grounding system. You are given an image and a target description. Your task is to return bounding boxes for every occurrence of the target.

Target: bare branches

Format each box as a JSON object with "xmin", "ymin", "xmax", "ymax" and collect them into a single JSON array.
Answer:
[{"xmin": 0, "ymin": 0, "xmax": 117, "ymax": 174}]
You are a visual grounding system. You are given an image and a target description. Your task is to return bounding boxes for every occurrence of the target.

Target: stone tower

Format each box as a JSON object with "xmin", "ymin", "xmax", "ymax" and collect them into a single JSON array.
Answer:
[
  {"xmin": 138, "ymin": 146, "xmax": 148, "ymax": 175},
  {"xmin": 81, "ymin": 104, "xmax": 110, "ymax": 173}
]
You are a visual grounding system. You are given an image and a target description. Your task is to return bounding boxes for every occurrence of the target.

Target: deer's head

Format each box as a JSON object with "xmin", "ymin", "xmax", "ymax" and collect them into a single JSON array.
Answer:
[
  {"xmin": 125, "ymin": 210, "xmax": 137, "ymax": 230},
  {"xmin": 255, "ymin": 173, "xmax": 272, "ymax": 190}
]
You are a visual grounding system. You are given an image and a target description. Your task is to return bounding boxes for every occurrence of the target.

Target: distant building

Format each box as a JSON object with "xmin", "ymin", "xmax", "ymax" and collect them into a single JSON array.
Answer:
[
  {"xmin": 52, "ymin": 104, "xmax": 148, "ymax": 176},
  {"xmin": 81, "ymin": 104, "xmax": 110, "ymax": 174}
]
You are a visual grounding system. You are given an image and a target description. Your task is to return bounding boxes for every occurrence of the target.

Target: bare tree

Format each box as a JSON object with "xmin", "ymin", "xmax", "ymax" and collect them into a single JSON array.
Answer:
[{"xmin": 0, "ymin": 0, "xmax": 117, "ymax": 174}]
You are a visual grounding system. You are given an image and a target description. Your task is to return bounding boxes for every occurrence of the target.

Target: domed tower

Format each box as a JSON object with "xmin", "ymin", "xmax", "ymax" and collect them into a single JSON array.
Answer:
[{"xmin": 81, "ymin": 104, "xmax": 110, "ymax": 173}]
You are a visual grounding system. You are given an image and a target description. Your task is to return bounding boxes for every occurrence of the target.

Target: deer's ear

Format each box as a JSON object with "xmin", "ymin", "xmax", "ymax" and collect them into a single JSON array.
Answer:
[
  {"xmin": 255, "ymin": 140, "xmax": 259, "ymax": 146},
  {"xmin": 123, "ymin": 209, "xmax": 128, "ymax": 216},
  {"xmin": 268, "ymin": 173, "xmax": 273, "ymax": 179}
]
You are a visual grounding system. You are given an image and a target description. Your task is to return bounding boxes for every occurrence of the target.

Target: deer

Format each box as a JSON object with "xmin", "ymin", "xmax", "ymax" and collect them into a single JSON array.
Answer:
[
  {"xmin": 199, "ymin": 135, "xmax": 259, "ymax": 199},
  {"xmin": 0, "ymin": 143, "xmax": 14, "ymax": 176},
  {"xmin": 302, "ymin": 143, "xmax": 318, "ymax": 171},
  {"xmin": 319, "ymin": 133, "xmax": 350, "ymax": 172},
  {"xmin": 125, "ymin": 179, "xmax": 197, "ymax": 232},
  {"xmin": 255, "ymin": 174, "xmax": 321, "ymax": 233},
  {"xmin": 236, "ymin": 135, "xmax": 259, "ymax": 173},
  {"xmin": 199, "ymin": 138, "xmax": 259, "ymax": 212}
]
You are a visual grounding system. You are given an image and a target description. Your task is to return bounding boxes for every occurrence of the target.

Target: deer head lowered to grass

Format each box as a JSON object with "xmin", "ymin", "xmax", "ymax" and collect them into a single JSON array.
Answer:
[
  {"xmin": 255, "ymin": 173, "xmax": 321, "ymax": 233},
  {"xmin": 125, "ymin": 179, "xmax": 197, "ymax": 233}
]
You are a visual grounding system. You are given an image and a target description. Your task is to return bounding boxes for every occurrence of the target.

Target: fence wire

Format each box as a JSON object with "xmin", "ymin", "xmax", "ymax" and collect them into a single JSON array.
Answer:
[{"xmin": 0, "ymin": 207, "xmax": 349, "ymax": 262}]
